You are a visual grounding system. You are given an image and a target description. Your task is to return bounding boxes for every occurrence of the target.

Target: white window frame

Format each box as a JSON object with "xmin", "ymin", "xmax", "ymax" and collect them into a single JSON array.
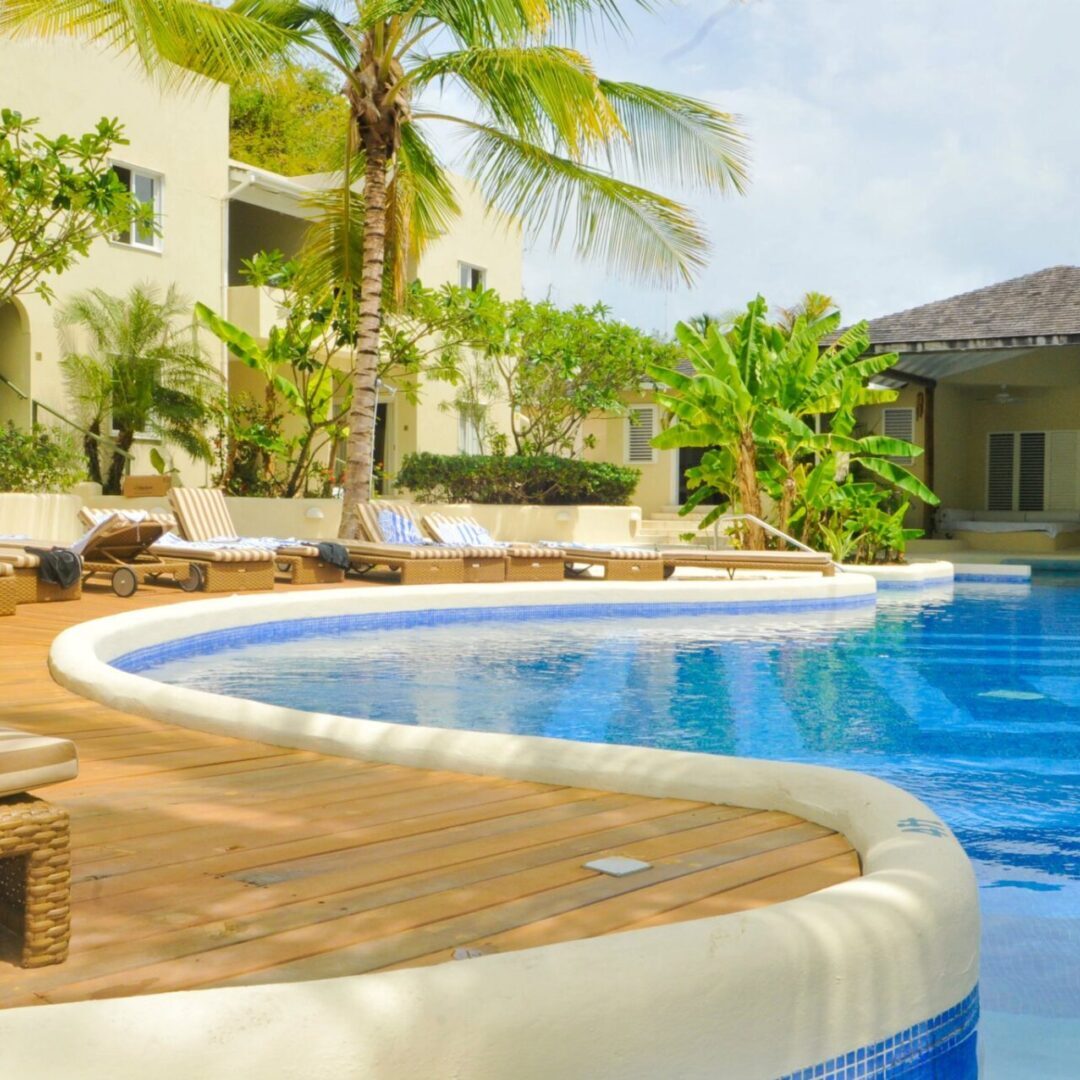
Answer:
[
  {"xmin": 626, "ymin": 405, "xmax": 658, "ymax": 465},
  {"xmin": 458, "ymin": 262, "xmax": 486, "ymax": 291},
  {"xmin": 110, "ymin": 161, "xmax": 164, "ymax": 253}
]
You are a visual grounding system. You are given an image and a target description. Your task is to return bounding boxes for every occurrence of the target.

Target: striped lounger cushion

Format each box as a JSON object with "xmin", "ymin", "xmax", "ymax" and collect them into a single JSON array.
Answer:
[
  {"xmin": 352, "ymin": 504, "xmax": 506, "ymax": 560},
  {"xmin": 169, "ymin": 488, "xmax": 320, "ymax": 557},
  {"xmin": 424, "ymin": 514, "xmax": 561, "ymax": 560},
  {"xmin": 150, "ymin": 535, "xmax": 275, "ymax": 563}
]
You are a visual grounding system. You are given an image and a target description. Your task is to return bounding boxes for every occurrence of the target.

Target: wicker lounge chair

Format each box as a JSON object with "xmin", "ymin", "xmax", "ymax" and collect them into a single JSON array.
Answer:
[
  {"xmin": 420, "ymin": 511, "xmax": 664, "ymax": 582},
  {"xmin": 422, "ymin": 513, "xmax": 567, "ymax": 582},
  {"xmin": 0, "ymin": 726, "xmax": 77, "ymax": 968},
  {"xmin": 346, "ymin": 503, "xmax": 507, "ymax": 583},
  {"xmin": 661, "ymin": 547, "xmax": 836, "ymax": 578},
  {"xmin": 169, "ymin": 488, "xmax": 345, "ymax": 586},
  {"xmin": 0, "ymin": 548, "xmax": 82, "ymax": 604},
  {"xmin": 70, "ymin": 509, "xmax": 200, "ymax": 596},
  {"xmin": 0, "ymin": 564, "xmax": 15, "ymax": 616}
]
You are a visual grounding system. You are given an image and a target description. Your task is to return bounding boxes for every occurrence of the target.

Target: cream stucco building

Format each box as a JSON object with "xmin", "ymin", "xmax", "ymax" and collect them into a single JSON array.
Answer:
[{"xmin": 0, "ymin": 38, "xmax": 523, "ymax": 491}]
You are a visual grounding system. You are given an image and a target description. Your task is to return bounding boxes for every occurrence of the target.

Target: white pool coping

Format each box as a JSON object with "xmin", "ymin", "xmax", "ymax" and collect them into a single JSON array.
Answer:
[
  {"xmin": 841, "ymin": 559, "xmax": 955, "ymax": 587},
  {"xmin": 5, "ymin": 576, "xmax": 979, "ymax": 1080}
]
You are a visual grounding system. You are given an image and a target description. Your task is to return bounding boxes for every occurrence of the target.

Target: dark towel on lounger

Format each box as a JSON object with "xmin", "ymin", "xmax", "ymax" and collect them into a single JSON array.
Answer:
[
  {"xmin": 317, "ymin": 541, "xmax": 350, "ymax": 571},
  {"xmin": 26, "ymin": 547, "xmax": 82, "ymax": 590}
]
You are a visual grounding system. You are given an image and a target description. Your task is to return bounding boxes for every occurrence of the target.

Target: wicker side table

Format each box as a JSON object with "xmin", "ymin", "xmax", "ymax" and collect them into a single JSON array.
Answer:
[{"xmin": 0, "ymin": 796, "xmax": 71, "ymax": 967}]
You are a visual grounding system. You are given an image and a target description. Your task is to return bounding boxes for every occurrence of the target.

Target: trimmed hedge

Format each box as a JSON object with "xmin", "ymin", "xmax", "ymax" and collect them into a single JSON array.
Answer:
[{"xmin": 396, "ymin": 452, "xmax": 640, "ymax": 506}]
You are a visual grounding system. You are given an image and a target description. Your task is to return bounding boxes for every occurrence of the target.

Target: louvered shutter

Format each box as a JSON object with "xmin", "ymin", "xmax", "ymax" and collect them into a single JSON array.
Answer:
[
  {"xmin": 626, "ymin": 407, "xmax": 657, "ymax": 464},
  {"xmin": 882, "ymin": 407, "xmax": 915, "ymax": 464},
  {"xmin": 1018, "ymin": 432, "xmax": 1046, "ymax": 511},
  {"xmin": 1047, "ymin": 431, "xmax": 1080, "ymax": 512},
  {"xmin": 987, "ymin": 433, "xmax": 1015, "ymax": 510}
]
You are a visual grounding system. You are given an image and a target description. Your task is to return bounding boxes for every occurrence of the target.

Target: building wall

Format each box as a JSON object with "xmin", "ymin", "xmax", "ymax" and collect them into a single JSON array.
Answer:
[
  {"xmin": 582, "ymin": 392, "xmax": 675, "ymax": 515},
  {"xmin": 0, "ymin": 38, "xmax": 229, "ymax": 483}
]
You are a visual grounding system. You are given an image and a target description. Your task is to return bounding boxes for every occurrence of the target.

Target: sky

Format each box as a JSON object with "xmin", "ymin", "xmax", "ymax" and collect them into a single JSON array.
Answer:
[{"xmin": 508, "ymin": 0, "xmax": 1079, "ymax": 334}]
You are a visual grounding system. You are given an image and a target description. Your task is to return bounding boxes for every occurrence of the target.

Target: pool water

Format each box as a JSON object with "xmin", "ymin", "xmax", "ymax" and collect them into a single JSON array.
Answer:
[{"xmin": 134, "ymin": 583, "xmax": 1080, "ymax": 1078}]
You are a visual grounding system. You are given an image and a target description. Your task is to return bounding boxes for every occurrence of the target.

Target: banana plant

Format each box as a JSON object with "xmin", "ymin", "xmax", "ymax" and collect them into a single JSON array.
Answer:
[{"xmin": 650, "ymin": 294, "xmax": 939, "ymax": 556}]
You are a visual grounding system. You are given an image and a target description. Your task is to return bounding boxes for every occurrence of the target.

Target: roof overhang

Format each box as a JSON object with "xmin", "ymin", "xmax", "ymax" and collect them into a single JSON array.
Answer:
[
  {"xmin": 227, "ymin": 162, "xmax": 318, "ymax": 220},
  {"xmin": 867, "ymin": 334, "xmax": 1080, "ymax": 383}
]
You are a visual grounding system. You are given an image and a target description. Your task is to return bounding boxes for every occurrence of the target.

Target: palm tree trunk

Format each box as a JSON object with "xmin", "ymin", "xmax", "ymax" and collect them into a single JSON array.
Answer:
[
  {"xmin": 339, "ymin": 142, "xmax": 388, "ymax": 539},
  {"xmin": 104, "ymin": 430, "xmax": 134, "ymax": 495}
]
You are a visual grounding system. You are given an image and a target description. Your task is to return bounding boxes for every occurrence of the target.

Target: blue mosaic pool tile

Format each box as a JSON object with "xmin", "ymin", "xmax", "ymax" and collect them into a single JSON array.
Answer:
[
  {"xmin": 111, "ymin": 593, "xmax": 874, "ymax": 673},
  {"xmin": 775, "ymin": 986, "xmax": 978, "ymax": 1080}
]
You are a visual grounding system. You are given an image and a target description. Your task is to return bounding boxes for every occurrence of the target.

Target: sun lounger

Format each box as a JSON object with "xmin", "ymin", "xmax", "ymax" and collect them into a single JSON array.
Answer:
[
  {"xmin": 169, "ymin": 488, "xmax": 345, "ymax": 586},
  {"xmin": 0, "ymin": 725, "xmax": 77, "ymax": 968},
  {"xmin": 0, "ymin": 548, "xmax": 82, "ymax": 604},
  {"xmin": 348, "ymin": 503, "xmax": 508, "ymax": 583},
  {"xmin": 422, "ymin": 513, "xmax": 568, "ymax": 582},
  {"xmin": 660, "ymin": 546, "xmax": 836, "ymax": 578},
  {"xmin": 0, "ymin": 564, "xmax": 15, "ymax": 616},
  {"xmin": 69, "ymin": 509, "xmax": 200, "ymax": 595},
  {"xmin": 420, "ymin": 511, "xmax": 664, "ymax": 581}
]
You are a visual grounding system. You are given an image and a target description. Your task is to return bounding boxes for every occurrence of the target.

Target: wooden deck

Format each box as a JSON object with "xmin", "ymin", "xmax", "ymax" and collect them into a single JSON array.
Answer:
[{"xmin": 0, "ymin": 580, "xmax": 860, "ymax": 1008}]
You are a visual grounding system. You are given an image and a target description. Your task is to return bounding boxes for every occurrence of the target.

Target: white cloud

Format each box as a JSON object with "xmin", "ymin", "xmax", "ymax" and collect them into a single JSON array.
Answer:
[{"xmin": 523, "ymin": 0, "xmax": 1080, "ymax": 330}]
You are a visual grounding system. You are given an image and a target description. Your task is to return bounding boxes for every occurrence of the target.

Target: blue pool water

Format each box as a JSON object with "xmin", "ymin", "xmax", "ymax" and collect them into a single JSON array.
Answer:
[{"xmin": 127, "ymin": 582, "xmax": 1080, "ymax": 1078}]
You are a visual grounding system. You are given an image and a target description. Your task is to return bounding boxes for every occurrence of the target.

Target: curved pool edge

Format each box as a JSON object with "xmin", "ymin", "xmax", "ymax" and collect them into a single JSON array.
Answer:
[{"xmin": 22, "ymin": 577, "xmax": 979, "ymax": 1080}]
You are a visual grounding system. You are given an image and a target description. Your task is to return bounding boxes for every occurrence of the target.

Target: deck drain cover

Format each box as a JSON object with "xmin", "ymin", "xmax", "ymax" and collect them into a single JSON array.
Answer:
[{"xmin": 584, "ymin": 856, "xmax": 653, "ymax": 877}]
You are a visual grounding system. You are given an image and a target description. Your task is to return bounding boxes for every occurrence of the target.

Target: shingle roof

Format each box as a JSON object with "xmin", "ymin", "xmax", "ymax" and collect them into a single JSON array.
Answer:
[{"xmin": 864, "ymin": 265, "xmax": 1080, "ymax": 345}]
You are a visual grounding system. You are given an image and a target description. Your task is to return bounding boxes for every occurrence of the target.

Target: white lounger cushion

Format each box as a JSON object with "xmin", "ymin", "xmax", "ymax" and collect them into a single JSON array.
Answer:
[{"xmin": 0, "ymin": 728, "xmax": 78, "ymax": 797}]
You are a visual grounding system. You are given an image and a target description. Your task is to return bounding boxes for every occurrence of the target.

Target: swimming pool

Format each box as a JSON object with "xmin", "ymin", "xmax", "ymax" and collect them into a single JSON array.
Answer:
[{"xmin": 122, "ymin": 580, "xmax": 1079, "ymax": 1078}]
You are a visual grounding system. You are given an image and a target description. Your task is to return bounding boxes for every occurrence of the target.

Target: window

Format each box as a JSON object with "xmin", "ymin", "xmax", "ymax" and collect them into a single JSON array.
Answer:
[
  {"xmin": 112, "ymin": 165, "xmax": 162, "ymax": 251},
  {"xmin": 459, "ymin": 263, "xmax": 486, "ymax": 291},
  {"xmin": 987, "ymin": 430, "xmax": 1050, "ymax": 512},
  {"xmin": 458, "ymin": 406, "xmax": 484, "ymax": 455},
  {"xmin": 626, "ymin": 406, "xmax": 657, "ymax": 464},
  {"xmin": 882, "ymin": 407, "xmax": 915, "ymax": 464}
]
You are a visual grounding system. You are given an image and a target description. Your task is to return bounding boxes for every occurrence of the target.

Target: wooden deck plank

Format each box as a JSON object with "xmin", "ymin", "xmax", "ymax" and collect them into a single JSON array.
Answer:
[{"xmin": 0, "ymin": 581, "xmax": 860, "ymax": 1009}]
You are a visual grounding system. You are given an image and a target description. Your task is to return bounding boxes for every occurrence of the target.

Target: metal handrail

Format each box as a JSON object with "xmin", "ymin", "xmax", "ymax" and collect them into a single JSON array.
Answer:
[
  {"xmin": 711, "ymin": 513, "xmax": 845, "ymax": 572},
  {"xmin": 0, "ymin": 372, "xmax": 134, "ymax": 460}
]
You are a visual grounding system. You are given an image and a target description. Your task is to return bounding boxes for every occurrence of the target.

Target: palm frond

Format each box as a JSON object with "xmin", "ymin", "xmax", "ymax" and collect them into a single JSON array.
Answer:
[
  {"xmin": 386, "ymin": 123, "xmax": 459, "ymax": 298},
  {"xmin": 409, "ymin": 46, "xmax": 619, "ymax": 157},
  {"xmin": 596, "ymin": 81, "xmax": 749, "ymax": 193},
  {"xmin": 449, "ymin": 119, "xmax": 707, "ymax": 285},
  {"xmin": 1, "ymin": 0, "xmax": 305, "ymax": 87}
]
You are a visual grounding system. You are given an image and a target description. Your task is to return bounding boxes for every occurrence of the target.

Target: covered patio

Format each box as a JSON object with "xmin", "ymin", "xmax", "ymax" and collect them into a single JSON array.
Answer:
[{"xmin": 855, "ymin": 265, "xmax": 1080, "ymax": 550}]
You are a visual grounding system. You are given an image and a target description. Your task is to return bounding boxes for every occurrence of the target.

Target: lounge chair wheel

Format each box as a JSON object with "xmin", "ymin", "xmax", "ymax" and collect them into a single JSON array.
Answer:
[
  {"xmin": 179, "ymin": 564, "xmax": 204, "ymax": 592},
  {"xmin": 111, "ymin": 567, "xmax": 138, "ymax": 597}
]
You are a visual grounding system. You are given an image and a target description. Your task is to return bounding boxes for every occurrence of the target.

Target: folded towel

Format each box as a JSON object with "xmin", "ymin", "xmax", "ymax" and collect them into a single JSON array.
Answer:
[
  {"xmin": 25, "ymin": 547, "xmax": 82, "ymax": 589},
  {"xmin": 317, "ymin": 541, "xmax": 350, "ymax": 571}
]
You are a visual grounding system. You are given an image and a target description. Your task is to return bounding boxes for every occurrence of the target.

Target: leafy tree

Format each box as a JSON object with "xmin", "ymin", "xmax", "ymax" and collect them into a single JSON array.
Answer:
[
  {"xmin": 2, "ymin": 2, "xmax": 749, "ymax": 539},
  {"xmin": 471, "ymin": 298, "xmax": 679, "ymax": 457},
  {"xmin": 230, "ymin": 63, "xmax": 348, "ymax": 177},
  {"xmin": 649, "ymin": 296, "xmax": 938, "ymax": 555},
  {"xmin": 0, "ymin": 108, "xmax": 144, "ymax": 305},
  {"xmin": 200, "ymin": 251, "xmax": 497, "ymax": 495},
  {"xmin": 0, "ymin": 422, "xmax": 85, "ymax": 492},
  {"xmin": 58, "ymin": 284, "xmax": 219, "ymax": 494}
]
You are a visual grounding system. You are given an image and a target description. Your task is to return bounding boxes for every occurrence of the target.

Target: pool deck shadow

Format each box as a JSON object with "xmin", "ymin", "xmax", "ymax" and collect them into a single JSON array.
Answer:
[{"xmin": 0, "ymin": 582, "xmax": 860, "ymax": 1009}]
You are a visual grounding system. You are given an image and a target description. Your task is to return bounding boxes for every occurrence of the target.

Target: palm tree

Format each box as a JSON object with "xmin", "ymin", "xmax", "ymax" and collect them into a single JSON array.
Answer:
[
  {"xmin": 58, "ymin": 283, "xmax": 218, "ymax": 494},
  {"xmin": 1, "ymin": 1, "xmax": 749, "ymax": 536}
]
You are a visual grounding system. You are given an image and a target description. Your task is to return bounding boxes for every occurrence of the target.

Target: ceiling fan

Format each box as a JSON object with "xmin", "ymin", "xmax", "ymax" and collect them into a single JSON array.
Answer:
[{"xmin": 978, "ymin": 384, "xmax": 1023, "ymax": 405}]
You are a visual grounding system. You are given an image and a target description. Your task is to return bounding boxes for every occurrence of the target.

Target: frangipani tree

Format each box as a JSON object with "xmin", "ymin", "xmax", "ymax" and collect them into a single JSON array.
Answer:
[
  {"xmin": 648, "ymin": 296, "xmax": 939, "ymax": 554},
  {"xmin": 2, "ymin": 1, "xmax": 749, "ymax": 537}
]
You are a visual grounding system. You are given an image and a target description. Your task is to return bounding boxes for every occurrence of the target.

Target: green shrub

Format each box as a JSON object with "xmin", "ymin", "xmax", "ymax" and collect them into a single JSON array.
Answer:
[
  {"xmin": 396, "ymin": 453, "xmax": 640, "ymax": 506},
  {"xmin": 0, "ymin": 423, "xmax": 86, "ymax": 493}
]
